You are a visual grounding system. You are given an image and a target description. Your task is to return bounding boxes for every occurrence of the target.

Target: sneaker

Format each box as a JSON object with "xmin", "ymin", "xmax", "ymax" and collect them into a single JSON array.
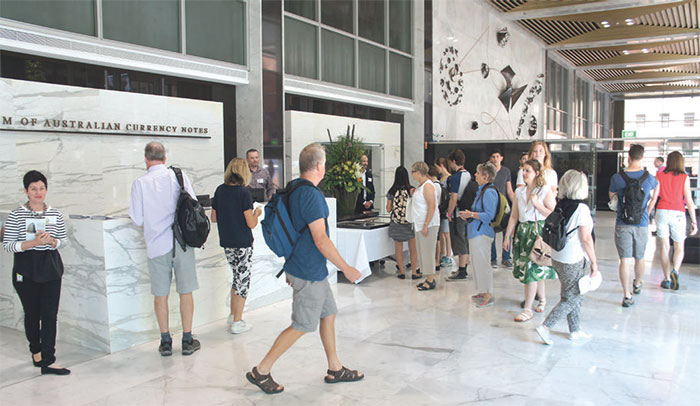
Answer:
[
  {"xmin": 490, "ymin": 260, "xmax": 498, "ymax": 268},
  {"xmin": 182, "ymin": 338, "xmax": 201, "ymax": 355},
  {"xmin": 501, "ymin": 260, "xmax": 513, "ymax": 268},
  {"xmin": 670, "ymin": 270, "xmax": 680, "ymax": 291},
  {"xmin": 660, "ymin": 279, "xmax": 671, "ymax": 289},
  {"xmin": 633, "ymin": 280, "xmax": 643, "ymax": 295},
  {"xmin": 226, "ymin": 314, "xmax": 235, "ymax": 326},
  {"xmin": 439, "ymin": 256, "xmax": 449, "ymax": 267},
  {"xmin": 622, "ymin": 296, "xmax": 634, "ymax": 308},
  {"xmin": 159, "ymin": 340, "xmax": 172, "ymax": 357},
  {"xmin": 475, "ymin": 297, "xmax": 494, "ymax": 308},
  {"xmin": 569, "ymin": 331, "xmax": 592, "ymax": 341},
  {"xmin": 535, "ymin": 325, "xmax": 553, "ymax": 345},
  {"xmin": 230, "ymin": 320, "xmax": 252, "ymax": 334},
  {"xmin": 471, "ymin": 294, "xmax": 484, "ymax": 302},
  {"xmin": 445, "ymin": 272, "xmax": 468, "ymax": 281}
]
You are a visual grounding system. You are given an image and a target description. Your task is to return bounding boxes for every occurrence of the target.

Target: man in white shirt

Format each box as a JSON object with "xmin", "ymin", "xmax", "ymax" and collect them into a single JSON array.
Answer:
[
  {"xmin": 354, "ymin": 154, "xmax": 375, "ymax": 214},
  {"xmin": 129, "ymin": 141, "xmax": 201, "ymax": 357}
]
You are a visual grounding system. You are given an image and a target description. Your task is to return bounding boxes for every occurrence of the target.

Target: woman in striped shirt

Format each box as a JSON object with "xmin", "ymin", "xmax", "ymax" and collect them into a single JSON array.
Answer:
[{"xmin": 2, "ymin": 170, "xmax": 70, "ymax": 375}]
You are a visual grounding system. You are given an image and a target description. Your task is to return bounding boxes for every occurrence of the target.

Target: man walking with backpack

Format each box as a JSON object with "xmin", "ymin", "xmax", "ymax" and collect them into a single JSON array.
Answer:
[
  {"xmin": 445, "ymin": 149, "xmax": 472, "ymax": 281},
  {"xmin": 129, "ymin": 141, "xmax": 202, "ymax": 356},
  {"xmin": 247, "ymin": 143, "xmax": 363, "ymax": 394},
  {"xmin": 609, "ymin": 144, "xmax": 658, "ymax": 307}
]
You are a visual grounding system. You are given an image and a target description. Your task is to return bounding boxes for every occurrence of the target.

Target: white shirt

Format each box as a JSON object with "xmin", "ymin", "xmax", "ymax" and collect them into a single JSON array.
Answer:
[
  {"xmin": 551, "ymin": 204, "xmax": 593, "ymax": 264},
  {"xmin": 515, "ymin": 185, "xmax": 551, "ymax": 222},
  {"xmin": 412, "ymin": 180, "xmax": 440, "ymax": 230},
  {"xmin": 129, "ymin": 164, "xmax": 196, "ymax": 259}
]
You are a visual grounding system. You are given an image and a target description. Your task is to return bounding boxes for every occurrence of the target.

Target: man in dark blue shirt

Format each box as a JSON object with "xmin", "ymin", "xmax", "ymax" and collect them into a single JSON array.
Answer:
[{"xmin": 247, "ymin": 143, "xmax": 364, "ymax": 394}]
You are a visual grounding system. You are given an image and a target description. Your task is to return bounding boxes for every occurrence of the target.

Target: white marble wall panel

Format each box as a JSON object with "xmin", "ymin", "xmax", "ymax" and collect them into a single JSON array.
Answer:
[
  {"xmin": 0, "ymin": 137, "xmax": 19, "ymax": 210},
  {"xmin": 432, "ymin": 1, "xmax": 545, "ymax": 141},
  {"xmin": 285, "ymin": 111, "xmax": 402, "ymax": 214}
]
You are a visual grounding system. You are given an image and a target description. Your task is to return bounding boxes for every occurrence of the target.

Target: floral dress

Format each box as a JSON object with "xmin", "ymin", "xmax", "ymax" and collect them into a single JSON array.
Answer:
[
  {"xmin": 512, "ymin": 186, "xmax": 557, "ymax": 284},
  {"xmin": 387, "ymin": 189, "xmax": 414, "ymax": 242}
]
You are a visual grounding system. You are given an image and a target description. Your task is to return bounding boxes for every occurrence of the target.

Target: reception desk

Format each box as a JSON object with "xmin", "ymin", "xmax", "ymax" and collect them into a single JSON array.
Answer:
[{"xmin": 0, "ymin": 199, "xmax": 337, "ymax": 354}]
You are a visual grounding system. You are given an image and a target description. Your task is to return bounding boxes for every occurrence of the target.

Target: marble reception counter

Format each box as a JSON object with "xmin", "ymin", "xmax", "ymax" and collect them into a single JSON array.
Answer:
[{"xmin": 0, "ymin": 200, "xmax": 337, "ymax": 354}]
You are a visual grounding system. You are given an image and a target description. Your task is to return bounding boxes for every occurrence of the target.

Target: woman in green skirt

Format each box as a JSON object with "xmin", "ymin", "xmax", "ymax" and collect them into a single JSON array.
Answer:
[{"xmin": 504, "ymin": 160, "xmax": 557, "ymax": 322}]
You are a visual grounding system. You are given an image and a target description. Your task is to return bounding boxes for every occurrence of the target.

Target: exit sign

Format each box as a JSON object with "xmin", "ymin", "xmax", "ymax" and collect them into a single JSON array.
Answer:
[{"xmin": 622, "ymin": 130, "xmax": 637, "ymax": 138}]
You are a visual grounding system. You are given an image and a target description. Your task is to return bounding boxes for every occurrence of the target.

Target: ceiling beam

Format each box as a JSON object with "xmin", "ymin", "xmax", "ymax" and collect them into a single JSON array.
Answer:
[
  {"xmin": 599, "ymin": 72, "xmax": 700, "ymax": 83},
  {"xmin": 536, "ymin": 0, "xmax": 689, "ymax": 22},
  {"xmin": 612, "ymin": 84, "xmax": 700, "ymax": 94},
  {"xmin": 579, "ymin": 54, "xmax": 700, "ymax": 69},
  {"xmin": 561, "ymin": 39, "xmax": 691, "ymax": 54},
  {"xmin": 501, "ymin": 0, "xmax": 684, "ymax": 20},
  {"xmin": 549, "ymin": 26, "xmax": 700, "ymax": 50}
]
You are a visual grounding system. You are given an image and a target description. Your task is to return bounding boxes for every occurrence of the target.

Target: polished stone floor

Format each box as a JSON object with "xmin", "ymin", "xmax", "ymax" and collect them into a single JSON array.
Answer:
[{"xmin": 0, "ymin": 212, "xmax": 698, "ymax": 405}]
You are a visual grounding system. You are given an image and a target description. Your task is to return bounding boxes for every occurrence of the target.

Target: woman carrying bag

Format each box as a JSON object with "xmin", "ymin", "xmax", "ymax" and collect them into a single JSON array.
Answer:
[{"xmin": 386, "ymin": 167, "xmax": 420, "ymax": 279}]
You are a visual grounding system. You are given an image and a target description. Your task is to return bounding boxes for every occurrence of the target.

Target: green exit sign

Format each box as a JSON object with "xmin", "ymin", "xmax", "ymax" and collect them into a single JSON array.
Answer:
[{"xmin": 622, "ymin": 130, "xmax": 637, "ymax": 138}]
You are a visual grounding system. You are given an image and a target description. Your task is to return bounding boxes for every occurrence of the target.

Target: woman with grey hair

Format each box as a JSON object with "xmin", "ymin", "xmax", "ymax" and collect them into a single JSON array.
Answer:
[
  {"xmin": 536, "ymin": 169, "xmax": 599, "ymax": 345},
  {"xmin": 459, "ymin": 162, "xmax": 500, "ymax": 307},
  {"xmin": 410, "ymin": 161, "xmax": 440, "ymax": 291}
]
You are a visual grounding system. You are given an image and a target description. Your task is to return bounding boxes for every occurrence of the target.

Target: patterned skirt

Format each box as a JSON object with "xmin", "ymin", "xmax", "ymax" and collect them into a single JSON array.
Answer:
[{"xmin": 512, "ymin": 221, "xmax": 557, "ymax": 284}]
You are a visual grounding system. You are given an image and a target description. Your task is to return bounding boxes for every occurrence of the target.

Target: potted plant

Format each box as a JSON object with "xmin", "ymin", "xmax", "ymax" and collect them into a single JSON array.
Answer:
[{"xmin": 322, "ymin": 125, "xmax": 367, "ymax": 217}]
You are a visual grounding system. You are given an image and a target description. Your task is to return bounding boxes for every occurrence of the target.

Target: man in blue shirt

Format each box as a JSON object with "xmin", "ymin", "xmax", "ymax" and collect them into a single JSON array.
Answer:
[
  {"xmin": 247, "ymin": 143, "xmax": 363, "ymax": 394},
  {"xmin": 609, "ymin": 144, "xmax": 658, "ymax": 308}
]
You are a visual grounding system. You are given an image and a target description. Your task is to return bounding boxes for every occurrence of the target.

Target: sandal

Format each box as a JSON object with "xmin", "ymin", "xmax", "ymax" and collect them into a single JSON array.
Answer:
[
  {"xmin": 411, "ymin": 274, "xmax": 422, "ymax": 280},
  {"xmin": 514, "ymin": 309, "xmax": 533, "ymax": 322},
  {"xmin": 397, "ymin": 274, "xmax": 406, "ymax": 279},
  {"xmin": 324, "ymin": 366, "xmax": 364, "ymax": 384},
  {"xmin": 246, "ymin": 367, "xmax": 284, "ymax": 394},
  {"xmin": 535, "ymin": 300, "xmax": 546, "ymax": 313},
  {"xmin": 417, "ymin": 279, "xmax": 436, "ymax": 291}
]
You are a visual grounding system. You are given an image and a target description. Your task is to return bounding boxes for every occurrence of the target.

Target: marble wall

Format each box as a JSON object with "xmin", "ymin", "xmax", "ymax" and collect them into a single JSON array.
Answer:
[
  {"xmin": 432, "ymin": 1, "xmax": 545, "ymax": 141},
  {"xmin": 285, "ymin": 110, "xmax": 402, "ymax": 214},
  {"xmin": 0, "ymin": 78, "xmax": 224, "ymax": 216}
]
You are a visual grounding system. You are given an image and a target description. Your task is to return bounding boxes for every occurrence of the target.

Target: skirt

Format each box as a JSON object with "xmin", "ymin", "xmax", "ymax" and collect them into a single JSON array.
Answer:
[
  {"xmin": 389, "ymin": 222, "xmax": 414, "ymax": 242},
  {"xmin": 512, "ymin": 221, "xmax": 557, "ymax": 284}
]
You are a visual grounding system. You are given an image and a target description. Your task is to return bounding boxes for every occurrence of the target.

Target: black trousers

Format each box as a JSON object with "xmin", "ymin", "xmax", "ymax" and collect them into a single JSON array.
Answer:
[{"xmin": 13, "ymin": 276, "xmax": 62, "ymax": 366}]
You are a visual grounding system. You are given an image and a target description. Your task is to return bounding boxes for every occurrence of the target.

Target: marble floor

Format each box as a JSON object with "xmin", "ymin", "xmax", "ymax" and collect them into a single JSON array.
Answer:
[{"xmin": 0, "ymin": 212, "xmax": 698, "ymax": 405}]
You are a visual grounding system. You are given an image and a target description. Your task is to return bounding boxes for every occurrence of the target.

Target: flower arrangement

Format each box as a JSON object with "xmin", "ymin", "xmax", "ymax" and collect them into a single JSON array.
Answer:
[{"xmin": 322, "ymin": 125, "xmax": 367, "ymax": 195}]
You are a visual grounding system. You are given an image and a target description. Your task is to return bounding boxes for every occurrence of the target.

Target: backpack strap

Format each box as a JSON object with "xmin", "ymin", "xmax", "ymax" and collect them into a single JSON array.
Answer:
[{"xmin": 170, "ymin": 166, "xmax": 185, "ymax": 191}]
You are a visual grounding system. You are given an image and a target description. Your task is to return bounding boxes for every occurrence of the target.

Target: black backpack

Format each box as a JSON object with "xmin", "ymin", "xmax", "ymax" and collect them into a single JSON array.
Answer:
[
  {"xmin": 619, "ymin": 171, "xmax": 649, "ymax": 225},
  {"xmin": 437, "ymin": 182, "xmax": 450, "ymax": 219},
  {"xmin": 171, "ymin": 167, "xmax": 210, "ymax": 252},
  {"xmin": 542, "ymin": 200, "xmax": 583, "ymax": 251},
  {"xmin": 457, "ymin": 179, "xmax": 479, "ymax": 211}
]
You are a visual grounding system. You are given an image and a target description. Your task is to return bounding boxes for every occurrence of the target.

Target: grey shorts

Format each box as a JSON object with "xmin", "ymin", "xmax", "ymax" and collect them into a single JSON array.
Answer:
[
  {"xmin": 655, "ymin": 209, "xmax": 686, "ymax": 242},
  {"xmin": 287, "ymin": 273, "xmax": 338, "ymax": 333},
  {"xmin": 449, "ymin": 216, "xmax": 469, "ymax": 255},
  {"xmin": 147, "ymin": 244, "xmax": 198, "ymax": 296},
  {"xmin": 440, "ymin": 218, "xmax": 450, "ymax": 233},
  {"xmin": 614, "ymin": 225, "xmax": 649, "ymax": 260}
]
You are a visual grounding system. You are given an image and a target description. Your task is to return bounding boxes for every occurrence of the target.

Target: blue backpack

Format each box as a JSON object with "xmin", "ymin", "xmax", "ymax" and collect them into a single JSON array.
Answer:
[{"xmin": 261, "ymin": 179, "xmax": 315, "ymax": 261}]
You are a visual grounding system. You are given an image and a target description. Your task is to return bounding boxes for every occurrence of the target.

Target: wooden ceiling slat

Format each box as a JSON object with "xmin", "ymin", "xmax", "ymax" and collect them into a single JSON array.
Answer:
[
  {"xmin": 535, "ymin": 0, "xmax": 689, "ymax": 22},
  {"xmin": 554, "ymin": 26, "xmax": 699, "ymax": 46},
  {"xmin": 507, "ymin": 0, "xmax": 605, "ymax": 13}
]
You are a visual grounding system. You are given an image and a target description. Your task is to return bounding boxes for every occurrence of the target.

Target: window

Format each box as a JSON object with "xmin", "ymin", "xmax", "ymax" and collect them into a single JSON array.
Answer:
[
  {"xmin": 102, "ymin": 0, "xmax": 180, "ymax": 53},
  {"xmin": 284, "ymin": 17, "xmax": 318, "ymax": 79},
  {"xmin": 636, "ymin": 114, "xmax": 645, "ymax": 128},
  {"xmin": 389, "ymin": 0, "xmax": 411, "ymax": 54},
  {"xmin": 389, "ymin": 52, "xmax": 412, "ymax": 98},
  {"xmin": 684, "ymin": 112, "xmax": 695, "ymax": 127},
  {"xmin": 321, "ymin": 29, "xmax": 354, "ymax": 87},
  {"xmin": 0, "ymin": 0, "xmax": 96, "ymax": 36},
  {"xmin": 185, "ymin": 0, "xmax": 246, "ymax": 65},
  {"xmin": 321, "ymin": 0, "xmax": 354, "ymax": 34},
  {"xmin": 359, "ymin": 42, "xmax": 386, "ymax": 93},
  {"xmin": 660, "ymin": 113, "xmax": 670, "ymax": 128},
  {"xmin": 545, "ymin": 57, "xmax": 570, "ymax": 135},
  {"xmin": 285, "ymin": 0, "xmax": 316, "ymax": 20},
  {"xmin": 359, "ymin": 0, "xmax": 385, "ymax": 44}
]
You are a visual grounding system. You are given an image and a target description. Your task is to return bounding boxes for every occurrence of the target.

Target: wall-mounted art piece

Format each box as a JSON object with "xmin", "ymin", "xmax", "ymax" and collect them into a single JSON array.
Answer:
[
  {"xmin": 516, "ymin": 73, "xmax": 545, "ymax": 138},
  {"xmin": 481, "ymin": 63, "xmax": 490, "ymax": 79},
  {"xmin": 497, "ymin": 65, "xmax": 527, "ymax": 112},
  {"xmin": 497, "ymin": 27, "xmax": 510, "ymax": 48},
  {"xmin": 528, "ymin": 116, "xmax": 537, "ymax": 137},
  {"xmin": 439, "ymin": 46, "xmax": 465, "ymax": 106},
  {"xmin": 471, "ymin": 121, "xmax": 479, "ymax": 130}
]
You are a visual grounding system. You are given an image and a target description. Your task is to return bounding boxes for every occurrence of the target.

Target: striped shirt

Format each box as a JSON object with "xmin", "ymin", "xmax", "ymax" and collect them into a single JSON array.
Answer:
[{"xmin": 2, "ymin": 205, "xmax": 68, "ymax": 253}]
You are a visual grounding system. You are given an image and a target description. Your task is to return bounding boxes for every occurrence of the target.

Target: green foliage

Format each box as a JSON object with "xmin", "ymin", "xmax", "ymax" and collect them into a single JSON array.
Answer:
[{"xmin": 322, "ymin": 125, "xmax": 367, "ymax": 194}]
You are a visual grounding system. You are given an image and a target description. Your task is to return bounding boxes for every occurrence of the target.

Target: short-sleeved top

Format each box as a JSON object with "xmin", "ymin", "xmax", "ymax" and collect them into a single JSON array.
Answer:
[
  {"xmin": 551, "ymin": 203, "xmax": 593, "ymax": 264},
  {"xmin": 516, "ymin": 168, "xmax": 557, "ymax": 189},
  {"xmin": 211, "ymin": 184, "xmax": 254, "ymax": 248},
  {"xmin": 283, "ymin": 178, "xmax": 329, "ymax": 282},
  {"xmin": 447, "ymin": 170, "xmax": 472, "ymax": 215},
  {"xmin": 656, "ymin": 170, "xmax": 688, "ymax": 212},
  {"xmin": 493, "ymin": 166, "xmax": 512, "ymax": 196},
  {"xmin": 609, "ymin": 170, "xmax": 658, "ymax": 227},
  {"xmin": 387, "ymin": 189, "xmax": 411, "ymax": 224},
  {"xmin": 515, "ymin": 185, "xmax": 551, "ymax": 222}
]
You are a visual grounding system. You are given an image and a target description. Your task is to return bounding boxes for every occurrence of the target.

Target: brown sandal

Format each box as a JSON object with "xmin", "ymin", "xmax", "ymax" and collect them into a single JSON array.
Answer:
[
  {"xmin": 324, "ymin": 366, "xmax": 364, "ymax": 383},
  {"xmin": 246, "ymin": 366, "xmax": 284, "ymax": 394}
]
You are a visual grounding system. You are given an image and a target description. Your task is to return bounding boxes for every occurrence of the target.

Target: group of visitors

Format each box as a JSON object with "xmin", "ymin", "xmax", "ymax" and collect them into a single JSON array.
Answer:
[{"xmin": 2, "ymin": 138, "xmax": 696, "ymax": 392}]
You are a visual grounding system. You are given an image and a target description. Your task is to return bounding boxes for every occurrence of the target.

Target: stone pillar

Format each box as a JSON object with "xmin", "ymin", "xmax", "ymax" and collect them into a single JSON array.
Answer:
[
  {"xmin": 402, "ymin": 0, "xmax": 426, "ymax": 168},
  {"xmin": 236, "ymin": 0, "xmax": 264, "ymax": 159}
]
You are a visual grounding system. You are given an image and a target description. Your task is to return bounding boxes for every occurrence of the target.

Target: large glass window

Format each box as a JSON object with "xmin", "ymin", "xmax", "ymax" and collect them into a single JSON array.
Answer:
[
  {"xmin": 285, "ymin": 17, "xmax": 318, "ymax": 79},
  {"xmin": 185, "ymin": 0, "xmax": 246, "ymax": 65},
  {"xmin": 321, "ymin": 0, "xmax": 354, "ymax": 34},
  {"xmin": 389, "ymin": 0, "xmax": 411, "ymax": 54},
  {"xmin": 358, "ymin": 0, "xmax": 385, "ymax": 44},
  {"xmin": 546, "ymin": 57, "xmax": 570, "ymax": 135},
  {"xmin": 285, "ymin": 0, "xmax": 316, "ymax": 20},
  {"xmin": 389, "ymin": 52, "xmax": 412, "ymax": 98},
  {"xmin": 359, "ymin": 42, "xmax": 386, "ymax": 93},
  {"xmin": 685, "ymin": 112, "xmax": 695, "ymax": 127},
  {"xmin": 0, "ymin": 0, "xmax": 95, "ymax": 36},
  {"xmin": 321, "ymin": 29, "xmax": 354, "ymax": 86},
  {"xmin": 103, "ymin": 0, "xmax": 180, "ymax": 53},
  {"xmin": 660, "ymin": 113, "xmax": 670, "ymax": 128}
]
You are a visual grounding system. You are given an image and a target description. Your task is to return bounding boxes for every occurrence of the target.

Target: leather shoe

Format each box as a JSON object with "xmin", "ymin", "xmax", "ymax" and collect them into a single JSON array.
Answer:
[{"xmin": 41, "ymin": 366, "xmax": 71, "ymax": 375}]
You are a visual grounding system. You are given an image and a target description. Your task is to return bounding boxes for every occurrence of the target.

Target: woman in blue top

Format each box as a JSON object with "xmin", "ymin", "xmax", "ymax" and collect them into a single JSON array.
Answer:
[
  {"xmin": 211, "ymin": 158, "xmax": 262, "ymax": 334},
  {"xmin": 459, "ymin": 162, "xmax": 499, "ymax": 308}
]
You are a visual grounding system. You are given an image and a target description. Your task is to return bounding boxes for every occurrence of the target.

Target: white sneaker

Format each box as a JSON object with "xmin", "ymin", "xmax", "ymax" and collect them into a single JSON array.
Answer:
[
  {"xmin": 230, "ymin": 320, "xmax": 251, "ymax": 334},
  {"xmin": 535, "ymin": 325, "xmax": 553, "ymax": 345},
  {"xmin": 226, "ymin": 314, "xmax": 235, "ymax": 327},
  {"xmin": 569, "ymin": 331, "xmax": 592, "ymax": 341}
]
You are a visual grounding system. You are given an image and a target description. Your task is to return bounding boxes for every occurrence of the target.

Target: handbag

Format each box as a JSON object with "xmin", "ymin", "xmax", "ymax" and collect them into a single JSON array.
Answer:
[
  {"xmin": 529, "ymin": 235, "xmax": 552, "ymax": 267},
  {"xmin": 405, "ymin": 196, "xmax": 413, "ymax": 223}
]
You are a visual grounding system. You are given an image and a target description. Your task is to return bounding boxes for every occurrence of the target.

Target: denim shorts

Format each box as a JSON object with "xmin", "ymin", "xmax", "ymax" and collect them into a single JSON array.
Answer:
[
  {"xmin": 655, "ymin": 209, "xmax": 687, "ymax": 242},
  {"xmin": 287, "ymin": 274, "xmax": 338, "ymax": 333},
  {"xmin": 614, "ymin": 225, "xmax": 649, "ymax": 260}
]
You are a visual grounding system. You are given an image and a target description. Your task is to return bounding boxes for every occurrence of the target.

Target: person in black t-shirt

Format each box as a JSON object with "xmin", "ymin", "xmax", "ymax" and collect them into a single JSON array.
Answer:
[{"xmin": 211, "ymin": 158, "xmax": 262, "ymax": 334}]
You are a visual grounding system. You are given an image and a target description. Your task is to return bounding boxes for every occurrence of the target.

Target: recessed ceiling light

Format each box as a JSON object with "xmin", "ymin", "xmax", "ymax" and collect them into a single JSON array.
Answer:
[
  {"xmin": 622, "ymin": 50, "xmax": 630, "ymax": 55},
  {"xmin": 642, "ymin": 48, "xmax": 649, "ymax": 53},
  {"xmin": 601, "ymin": 20, "xmax": 610, "ymax": 27},
  {"xmin": 625, "ymin": 18, "xmax": 634, "ymax": 25}
]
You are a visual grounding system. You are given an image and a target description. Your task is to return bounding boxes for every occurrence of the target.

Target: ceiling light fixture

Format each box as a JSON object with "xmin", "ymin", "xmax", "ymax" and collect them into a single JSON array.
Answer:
[
  {"xmin": 600, "ymin": 20, "xmax": 610, "ymax": 28},
  {"xmin": 642, "ymin": 48, "xmax": 649, "ymax": 53},
  {"xmin": 622, "ymin": 50, "xmax": 630, "ymax": 55},
  {"xmin": 625, "ymin": 19, "xmax": 634, "ymax": 25}
]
